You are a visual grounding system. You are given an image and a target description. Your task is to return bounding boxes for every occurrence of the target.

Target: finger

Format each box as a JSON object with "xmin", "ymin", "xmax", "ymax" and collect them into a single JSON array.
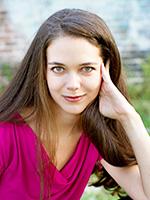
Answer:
[
  {"xmin": 105, "ymin": 59, "xmax": 110, "ymax": 74},
  {"xmin": 101, "ymin": 63, "xmax": 110, "ymax": 82},
  {"xmin": 99, "ymin": 63, "xmax": 103, "ymax": 92},
  {"xmin": 100, "ymin": 62, "xmax": 102, "ymax": 80}
]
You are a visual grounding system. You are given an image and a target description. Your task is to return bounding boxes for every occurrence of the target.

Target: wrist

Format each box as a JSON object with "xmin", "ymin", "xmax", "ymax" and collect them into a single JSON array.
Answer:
[{"xmin": 118, "ymin": 106, "xmax": 140, "ymax": 124}]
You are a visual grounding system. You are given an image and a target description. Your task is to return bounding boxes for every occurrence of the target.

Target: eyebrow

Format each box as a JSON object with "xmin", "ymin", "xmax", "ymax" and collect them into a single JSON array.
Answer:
[{"xmin": 48, "ymin": 62, "xmax": 99, "ymax": 66}]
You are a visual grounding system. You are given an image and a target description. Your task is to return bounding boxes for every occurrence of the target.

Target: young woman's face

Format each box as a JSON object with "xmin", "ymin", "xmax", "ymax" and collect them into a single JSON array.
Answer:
[{"xmin": 46, "ymin": 36, "xmax": 103, "ymax": 115}]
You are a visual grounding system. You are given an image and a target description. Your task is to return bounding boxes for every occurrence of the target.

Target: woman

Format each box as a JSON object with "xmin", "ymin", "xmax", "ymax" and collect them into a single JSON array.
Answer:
[{"xmin": 0, "ymin": 8, "xmax": 149, "ymax": 200}]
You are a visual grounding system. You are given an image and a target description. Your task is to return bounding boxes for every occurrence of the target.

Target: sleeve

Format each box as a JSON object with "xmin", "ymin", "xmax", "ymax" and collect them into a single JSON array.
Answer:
[{"xmin": 0, "ymin": 122, "xmax": 13, "ymax": 175}]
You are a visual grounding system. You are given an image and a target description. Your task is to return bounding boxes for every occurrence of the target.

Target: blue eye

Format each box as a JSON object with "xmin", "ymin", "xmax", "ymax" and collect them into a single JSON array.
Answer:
[
  {"xmin": 82, "ymin": 67, "xmax": 95, "ymax": 73},
  {"xmin": 51, "ymin": 66, "xmax": 65, "ymax": 73}
]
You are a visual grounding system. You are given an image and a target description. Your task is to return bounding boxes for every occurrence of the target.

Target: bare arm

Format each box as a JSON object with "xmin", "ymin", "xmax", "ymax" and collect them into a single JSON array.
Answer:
[
  {"xmin": 101, "ymin": 160, "xmax": 148, "ymax": 200},
  {"xmin": 118, "ymin": 110, "xmax": 150, "ymax": 199},
  {"xmin": 99, "ymin": 63, "xmax": 150, "ymax": 199}
]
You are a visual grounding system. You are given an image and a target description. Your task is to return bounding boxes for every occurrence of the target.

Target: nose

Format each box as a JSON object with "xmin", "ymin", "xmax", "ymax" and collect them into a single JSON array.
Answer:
[{"xmin": 65, "ymin": 73, "xmax": 81, "ymax": 91}]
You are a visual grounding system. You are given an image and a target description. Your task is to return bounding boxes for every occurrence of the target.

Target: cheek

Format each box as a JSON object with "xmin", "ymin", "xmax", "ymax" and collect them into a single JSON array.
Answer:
[
  {"xmin": 83, "ymin": 74, "xmax": 102, "ymax": 91},
  {"xmin": 47, "ymin": 77, "xmax": 63, "ymax": 93}
]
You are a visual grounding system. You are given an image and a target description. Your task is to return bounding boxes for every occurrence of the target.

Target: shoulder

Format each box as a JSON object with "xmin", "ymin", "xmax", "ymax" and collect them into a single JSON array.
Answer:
[
  {"xmin": 0, "ymin": 121, "xmax": 16, "ymax": 172},
  {"xmin": 0, "ymin": 120, "xmax": 17, "ymax": 147},
  {"xmin": 0, "ymin": 120, "xmax": 15, "ymax": 139},
  {"xmin": 0, "ymin": 119, "xmax": 32, "ymax": 146},
  {"xmin": 0, "ymin": 118, "xmax": 25, "ymax": 153},
  {"xmin": 0, "ymin": 120, "xmax": 29, "ymax": 171}
]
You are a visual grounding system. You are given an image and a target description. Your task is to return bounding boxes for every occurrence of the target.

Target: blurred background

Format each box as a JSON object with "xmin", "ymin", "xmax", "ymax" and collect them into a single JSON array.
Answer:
[{"xmin": 0, "ymin": 0, "xmax": 150, "ymax": 199}]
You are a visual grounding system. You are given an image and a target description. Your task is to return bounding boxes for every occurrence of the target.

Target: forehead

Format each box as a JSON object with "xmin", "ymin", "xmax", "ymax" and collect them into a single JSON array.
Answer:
[{"xmin": 46, "ymin": 36, "xmax": 101, "ymax": 64}]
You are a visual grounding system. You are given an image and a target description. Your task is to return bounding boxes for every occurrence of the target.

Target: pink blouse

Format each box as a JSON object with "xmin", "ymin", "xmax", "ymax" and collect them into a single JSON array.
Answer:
[{"xmin": 0, "ymin": 115, "xmax": 102, "ymax": 199}]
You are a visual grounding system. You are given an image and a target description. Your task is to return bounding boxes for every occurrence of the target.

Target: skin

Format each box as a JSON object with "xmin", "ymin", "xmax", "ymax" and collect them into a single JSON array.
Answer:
[
  {"xmin": 46, "ymin": 36, "xmax": 150, "ymax": 199},
  {"xmin": 46, "ymin": 36, "xmax": 102, "ymax": 116},
  {"xmin": 100, "ymin": 62, "xmax": 150, "ymax": 199},
  {"xmin": 46, "ymin": 36, "xmax": 103, "ymax": 170}
]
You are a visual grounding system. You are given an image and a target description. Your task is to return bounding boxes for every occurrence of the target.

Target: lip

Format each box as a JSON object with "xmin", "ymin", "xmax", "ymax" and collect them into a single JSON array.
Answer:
[{"xmin": 63, "ymin": 94, "xmax": 86, "ymax": 102}]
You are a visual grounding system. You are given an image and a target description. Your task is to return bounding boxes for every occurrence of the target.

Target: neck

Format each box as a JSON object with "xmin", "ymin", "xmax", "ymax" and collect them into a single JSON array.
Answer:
[
  {"xmin": 54, "ymin": 108, "xmax": 81, "ymax": 137},
  {"xmin": 20, "ymin": 106, "xmax": 82, "ymax": 138}
]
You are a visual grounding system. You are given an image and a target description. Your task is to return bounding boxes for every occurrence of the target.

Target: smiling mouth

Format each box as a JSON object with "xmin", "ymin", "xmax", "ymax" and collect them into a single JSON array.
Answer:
[{"xmin": 62, "ymin": 94, "xmax": 86, "ymax": 102}]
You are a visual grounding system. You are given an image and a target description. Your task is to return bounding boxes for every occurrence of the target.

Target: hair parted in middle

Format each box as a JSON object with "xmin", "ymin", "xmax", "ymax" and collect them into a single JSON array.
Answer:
[{"xmin": 0, "ymin": 8, "xmax": 136, "ymax": 194}]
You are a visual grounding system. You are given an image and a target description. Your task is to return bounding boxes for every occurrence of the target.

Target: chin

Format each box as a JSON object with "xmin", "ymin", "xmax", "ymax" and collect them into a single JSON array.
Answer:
[{"xmin": 62, "ymin": 107, "xmax": 86, "ymax": 115}]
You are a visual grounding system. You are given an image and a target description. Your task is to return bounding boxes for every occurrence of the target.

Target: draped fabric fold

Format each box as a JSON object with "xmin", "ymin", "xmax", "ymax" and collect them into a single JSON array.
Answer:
[{"xmin": 0, "ymin": 114, "xmax": 102, "ymax": 200}]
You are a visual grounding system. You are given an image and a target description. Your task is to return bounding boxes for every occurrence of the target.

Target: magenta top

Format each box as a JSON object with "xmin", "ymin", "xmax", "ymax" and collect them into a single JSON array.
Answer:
[{"xmin": 0, "ymin": 115, "xmax": 102, "ymax": 200}]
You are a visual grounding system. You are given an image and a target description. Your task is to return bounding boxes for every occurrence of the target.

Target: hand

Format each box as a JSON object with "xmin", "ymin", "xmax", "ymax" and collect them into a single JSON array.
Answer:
[{"xmin": 99, "ymin": 62, "xmax": 135, "ymax": 121}]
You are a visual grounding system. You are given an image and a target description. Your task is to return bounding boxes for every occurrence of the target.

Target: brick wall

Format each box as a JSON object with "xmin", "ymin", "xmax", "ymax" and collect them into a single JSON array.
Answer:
[
  {"xmin": 0, "ymin": 3, "xmax": 27, "ymax": 66},
  {"xmin": 1, "ymin": 0, "xmax": 150, "ymax": 78}
]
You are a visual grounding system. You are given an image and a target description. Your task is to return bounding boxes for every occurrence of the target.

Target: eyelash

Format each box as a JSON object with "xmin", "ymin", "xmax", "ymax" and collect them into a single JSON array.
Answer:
[
  {"xmin": 50, "ymin": 66, "xmax": 95, "ymax": 73},
  {"xmin": 50, "ymin": 66, "xmax": 65, "ymax": 73},
  {"xmin": 81, "ymin": 66, "xmax": 95, "ymax": 72}
]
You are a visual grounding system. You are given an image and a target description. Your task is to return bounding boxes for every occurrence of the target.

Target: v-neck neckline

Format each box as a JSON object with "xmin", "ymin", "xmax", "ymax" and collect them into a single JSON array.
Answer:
[
  {"xmin": 41, "ymin": 133, "xmax": 84, "ymax": 173},
  {"xmin": 16, "ymin": 112, "xmax": 84, "ymax": 173}
]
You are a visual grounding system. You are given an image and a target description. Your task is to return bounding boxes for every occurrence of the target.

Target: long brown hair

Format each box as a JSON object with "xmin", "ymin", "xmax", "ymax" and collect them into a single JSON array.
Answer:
[{"xmin": 0, "ymin": 8, "xmax": 136, "ymax": 196}]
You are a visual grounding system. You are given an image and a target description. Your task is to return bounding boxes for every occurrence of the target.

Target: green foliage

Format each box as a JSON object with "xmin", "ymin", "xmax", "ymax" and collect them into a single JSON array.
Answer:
[
  {"xmin": 128, "ymin": 79, "xmax": 150, "ymax": 100},
  {"xmin": 142, "ymin": 56, "xmax": 150, "ymax": 78},
  {"xmin": 0, "ymin": 63, "xmax": 13, "ymax": 81},
  {"xmin": 81, "ymin": 174, "xmax": 128, "ymax": 200},
  {"xmin": 127, "ymin": 55, "xmax": 150, "ymax": 132},
  {"xmin": 0, "ymin": 63, "xmax": 14, "ymax": 94},
  {"xmin": 81, "ymin": 187, "xmax": 120, "ymax": 200}
]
